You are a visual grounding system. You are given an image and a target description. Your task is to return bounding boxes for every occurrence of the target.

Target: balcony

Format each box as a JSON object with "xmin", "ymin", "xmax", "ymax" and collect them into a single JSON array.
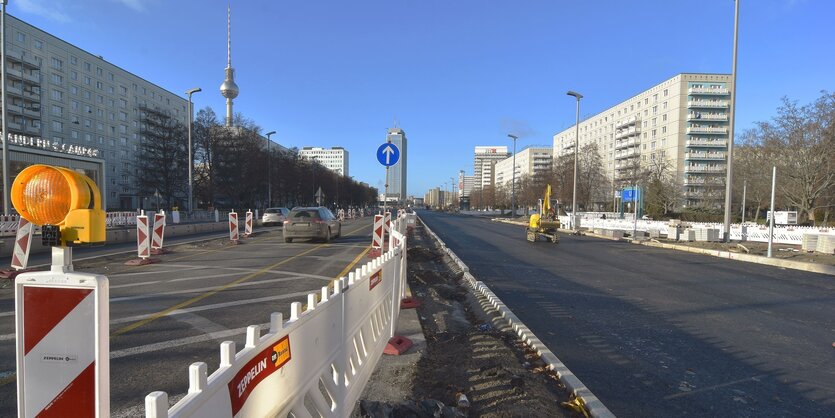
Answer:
[
  {"xmin": 685, "ymin": 152, "xmax": 726, "ymax": 161},
  {"xmin": 6, "ymin": 67, "xmax": 23, "ymax": 80},
  {"xmin": 615, "ymin": 115, "xmax": 640, "ymax": 129},
  {"xmin": 684, "ymin": 177, "xmax": 707, "ymax": 186},
  {"xmin": 687, "ymin": 126, "xmax": 727, "ymax": 135},
  {"xmin": 22, "ymin": 89, "xmax": 40, "ymax": 100},
  {"xmin": 688, "ymin": 100, "xmax": 729, "ymax": 109},
  {"xmin": 5, "ymin": 84, "xmax": 22, "ymax": 96},
  {"xmin": 4, "ymin": 103, "xmax": 22, "ymax": 115},
  {"xmin": 23, "ymin": 106, "xmax": 40, "ymax": 117},
  {"xmin": 23, "ymin": 71, "xmax": 40, "ymax": 83},
  {"xmin": 615, "ymin": 138, "xmax": 638, "ymax": 150},
  {"xmin": 615, "ymin": 127, "xmax": 640, "ymax": 140},
  {"xmin": 688, "ymin": 87, "xmax": 729, "ymax": 95},
  {"xmin": 615, "ymin": 149, "xmax": 640, "ymax": 160},
  {"xmin": 24, "ymin": 124, "xmax": 40, "ymax": 135},
  {"xmin": 685, "ymin": 165, "xmax": 726, "ymax": 173},
  {"xmin": 687, "ymin": 112, "xmax": 728, "ymax": 122},
  {"xmin": 686, "ymin": 139, "xmax": 727, "ymax": 148}
]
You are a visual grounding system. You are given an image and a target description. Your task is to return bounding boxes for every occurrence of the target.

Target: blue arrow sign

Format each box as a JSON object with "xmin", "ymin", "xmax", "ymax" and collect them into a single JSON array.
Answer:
[{"xmin": 376, "ymin": 142, "xmax": 400, "ymax": 167}]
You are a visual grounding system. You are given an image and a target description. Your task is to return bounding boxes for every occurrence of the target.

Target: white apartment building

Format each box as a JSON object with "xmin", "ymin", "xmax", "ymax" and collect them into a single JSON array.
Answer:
[
  {"xmin": 457, "ymin": 170, "xmax": 476, "ymax": 198},
  {"xmin": 494, "ymin": 146, "xmax": 553, "ymax": 187},
  {"xmin": 299, "ymin": 146, "xmax": 349, "ymax": 176},
  {"xmin": 3, "ymin": 14, "xmax": 189, "ymax": 210},
  {"xmin": 552, "ymin": 73, "xmax": 732, "ymax": 207},
  {"xmin": 473, "ymin": 146, "xmax": 510, "ymax": 189}
]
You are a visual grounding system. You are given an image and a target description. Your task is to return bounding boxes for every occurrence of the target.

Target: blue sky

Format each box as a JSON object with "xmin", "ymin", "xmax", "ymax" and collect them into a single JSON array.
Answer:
[{"xmin": 11, "ymin": 0, "xmax": 834, "ymax": 196}]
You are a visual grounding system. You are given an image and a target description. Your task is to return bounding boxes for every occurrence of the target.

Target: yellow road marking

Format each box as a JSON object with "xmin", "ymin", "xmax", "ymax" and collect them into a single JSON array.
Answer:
[{"xmin": 335, "ymin": 246, "xmax": 371, "ymax": 279}]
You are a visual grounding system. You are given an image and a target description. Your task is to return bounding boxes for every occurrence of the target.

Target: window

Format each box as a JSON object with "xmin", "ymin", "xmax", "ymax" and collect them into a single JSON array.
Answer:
[
  {"xmin": 119, "ymin": 85, "xmax": 127, "ymax": 95},
  {"xmin": 52, "ymin": 121, "xmax": 63, "ymax": 132},
  {"xmin": 84, "ymin": 76, "xmax": 91, "ymax": 85},
  {"xmin": 84, "ymin": 119, "xmax": 91, "ymax": 128},
  {"xmin": 51, "ymin": 73, "xmax": 63, "ymax": 84},
  {"xmin": 663, "ymin": 89, "xmax": 668, "ymax": 97},
  {"xmin": 107, "ymin": 86, "xmax": 114, "ymax": 94},
  {"xmin": 84, "ymin": 62, "xmax": 91, "ymax": 72},
  {"xmin": 85, "ymin": 133, "xmax": 92, "ymax": 142},
  {"xmin": 119, "ymin": 125, "xmax": 127, "ymax": 134},
  {"xmin": 109, "ymin": 139, "xmax": 115, "ymax": 146},
  {"xmin": 33, "ymin": 39, "xmax": 43, "ymax": 49},
  {"xmin": 51, "ymin": 57, "xmax": 63, "ymax": 70},
  {"xmin": 71, "ymin": 131, "xmax": 79, "ymax": 139},
  {"xmin": 71, "ymin": 100, "xmax": 78, "ymax": 110},
  {"xmin": 119, "ymin": 98, "xmax": 127, "ymax": 108},
  {"xmin": 97, "ymin": 122, "xmax": 103, "ymax": 131},
  {"xmin": 96, "ymin": 81, "xmax": 103, "ymax": 90},
  {"xmin": 120, "ymin": 137, "xmax": 127, "ymax": 146},
  {"xmin": 97, "ymin": 95, "xmax": 103, "ymax": 104},
  {"xmin": 84, "ymin": 105, "xmax": 92, "ymax": 113},
  {"xmin": 663, "ymin": 101, "xmax": 668, "ymax": 109},
  {"xmin": 662, "ymin": 126, "xmax": 667, "ymax": 134},
  {"xmin": 70, "ymin": 55, "xmax": 78, "ymax": 65},
  {"xmin": 108, "ymin": 73, "xmax": 114, "ymax": 81},
  {"xmin": 16, "ymin": 32, "xmax": 25, "ymax": 42},
  {"xmin": 662, "ymin": 114, "xmax": 668, "ymax": 122},
  {"xmin": 96, "ymin": 67, "xmax": 103, "ymax": 77},
  {"xmin": 70, "ymin": 70, "xmax": 78, "ymax": 80},
  {"xmin": 119, "ymin": 111, "xmax": 127, "ymax": 121},
  {"xmin": 51, "ymin": 105, "xmax": 62, "ymax": 116},
  {"xmin": 83, "ymin": 90, "xmax": 91, "ymax": 99},
  {"xmin": 51, "ymin": 90, "xmax": 63, "ymax": 100},
  {"xmin": 70, "ymin": 85, "xmax": 77, "ymax": 95}
]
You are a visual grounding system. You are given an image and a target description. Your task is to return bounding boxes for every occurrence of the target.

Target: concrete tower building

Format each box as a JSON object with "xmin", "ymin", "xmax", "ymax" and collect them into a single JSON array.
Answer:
[
  {"xmin": 219, "ymin": 5, "xmax": 239, "ymax": 127},
  {"xmin": 385, "ymin": 127, "xmax": 407, "ymax": 202}
]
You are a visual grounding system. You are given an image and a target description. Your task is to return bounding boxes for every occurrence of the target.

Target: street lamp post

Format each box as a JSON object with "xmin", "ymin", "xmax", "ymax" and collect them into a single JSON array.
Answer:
[
  {"xmin": 508, "ymin": 134, "xmax": 518, "ymax": 217},
  {"xmin": 1, "ymin": 0, "xmax": 9, "ymax": 214},
  {"xmin": 723, "ymin": 0, "xmax": 740, "ymax": 242},
  {"xmin": 185, "ymin": 87, "xmax": 202, "ymax": 213},
  {"xmin": 265, "ymin": 131, "xmax": 276, "ymax": 207},
  {"xmin": 450, "ymin": 176, "xmax": 456, "ymax": 210},
  {"xmin": 567, "ymin": 91, "xmax": 583, "ymax": 230}
]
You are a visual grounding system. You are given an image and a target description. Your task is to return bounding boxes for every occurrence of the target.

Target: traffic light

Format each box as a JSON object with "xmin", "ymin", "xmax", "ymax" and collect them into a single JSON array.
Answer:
[{"xmin": 11, "ymin": 164, "xmax": 105, "ymax": 246}]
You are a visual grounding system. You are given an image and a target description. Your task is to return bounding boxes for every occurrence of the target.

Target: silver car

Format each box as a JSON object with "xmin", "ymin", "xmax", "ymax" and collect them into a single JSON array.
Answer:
[
  {"xmin": 283, "ymin": 207, "xmax": 341, "ymax": 243},
  {"xmin": 262, "ymin": 207, "xmax": 289, "ymax": 226}
]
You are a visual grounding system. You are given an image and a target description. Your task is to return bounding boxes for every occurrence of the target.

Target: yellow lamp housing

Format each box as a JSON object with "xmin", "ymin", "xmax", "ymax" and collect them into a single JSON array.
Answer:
[{"xmin": 11, "ymin": 164, "xmax": 106, "ymax": 246}]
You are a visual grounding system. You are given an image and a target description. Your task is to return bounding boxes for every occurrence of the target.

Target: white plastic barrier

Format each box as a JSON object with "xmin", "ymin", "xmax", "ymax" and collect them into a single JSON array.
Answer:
[{"xmin": 145, "ymin": 215, "xmax": 410, "ymax": 418}]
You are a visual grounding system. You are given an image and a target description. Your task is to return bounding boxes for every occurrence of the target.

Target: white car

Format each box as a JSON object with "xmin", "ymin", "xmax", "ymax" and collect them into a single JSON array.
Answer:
[{"xmin": 262, "ymin": 207, "xmax": 289, "ymax": 226}]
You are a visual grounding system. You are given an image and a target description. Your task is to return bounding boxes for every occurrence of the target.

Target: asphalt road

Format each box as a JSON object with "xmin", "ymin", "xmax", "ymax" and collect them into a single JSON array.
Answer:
[
  {"xmin": 0, "ymin": 217, "xmax": 373, "ymax": 417},
  {"xmin": 419, "ymin": 210, "xmax": 835, "ymax": 417}
]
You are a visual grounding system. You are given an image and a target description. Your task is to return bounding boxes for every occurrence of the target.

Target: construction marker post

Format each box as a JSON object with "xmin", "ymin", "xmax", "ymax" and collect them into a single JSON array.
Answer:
[
  {"xmin": 126, "ymin": 211, "xmax": 157, "ymax": 266},
  {"xmin": 244, "ymin": 210, "xmax": 254, "ymax": 237},
  {"xmin": 151, "ymin": 210, "xmax": 168, "ymax": 255},
  {"xmin": 229, "ymin": 211, "xmax": 240, "ymax": 244},
  {"xmin": 0, "ymin": 218, "xmax": 35, "ymax": 280},
  {"xmin": 369, "ymin": 214, "xmax": 384, "ymax": 258}
]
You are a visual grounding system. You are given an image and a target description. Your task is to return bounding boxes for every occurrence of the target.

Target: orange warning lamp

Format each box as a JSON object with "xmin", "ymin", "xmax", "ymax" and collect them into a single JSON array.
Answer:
[{"xmin": 11, "ymin": 164, "xmax": 105, "ymax": 246}]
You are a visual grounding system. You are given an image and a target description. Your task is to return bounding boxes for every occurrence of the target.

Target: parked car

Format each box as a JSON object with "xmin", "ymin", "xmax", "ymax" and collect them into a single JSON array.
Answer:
[
  {"xmin": 262, "ymin": 207, "xmax": 289, "ymax": 226},
  {"xmin": 283, "ymin": 207, "xmax": 341, "ymax": 243}
]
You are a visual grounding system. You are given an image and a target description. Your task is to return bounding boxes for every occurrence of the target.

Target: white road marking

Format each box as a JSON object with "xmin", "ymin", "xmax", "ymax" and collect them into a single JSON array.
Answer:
[
  {"xmin": 173, "ymin": 312, "xmax": 230, "ymax": 335},
  {"xmin": 110, "ymin": 323, "xmax": 269, "ymax": 360},
  {"xmin": 111, "ymin": 275, "xmax": 330, "ymax": 303}
]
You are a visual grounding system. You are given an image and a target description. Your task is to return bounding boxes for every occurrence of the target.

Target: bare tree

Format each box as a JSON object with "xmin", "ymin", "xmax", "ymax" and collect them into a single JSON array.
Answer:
[{"xmin": 133, "ymin": 106, "xmax": 188, "ymax": 209}]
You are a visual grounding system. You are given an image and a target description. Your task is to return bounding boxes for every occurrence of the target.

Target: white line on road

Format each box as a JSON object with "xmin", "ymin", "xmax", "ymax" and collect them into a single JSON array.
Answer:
[{"xmin": 111, "ymin": 275, "xmax": 330, "ymax": 302}]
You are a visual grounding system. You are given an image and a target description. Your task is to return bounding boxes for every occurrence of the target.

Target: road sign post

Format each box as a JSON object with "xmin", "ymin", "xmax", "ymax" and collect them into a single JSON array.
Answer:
[{"xmin": 377, "ymin": 142, "xmax": 400, "ymax": 215}]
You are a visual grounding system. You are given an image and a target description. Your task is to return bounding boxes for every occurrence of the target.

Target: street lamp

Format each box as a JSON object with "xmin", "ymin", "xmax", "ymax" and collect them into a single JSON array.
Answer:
[
  {"xmin": 1, "ymin": 0, "xmax": 9, "ymax": 214},
  {"xmin": 566, "ymin": 90, "xmax": 583, "ymax": 230},
  {"xmin": 508, "ymin": 134, "xmax": 518, "ymax": 217},
  {"xmin": 185, "ymin": 87, "xmax": 202, "ymax": 213},
  {"xmin": 450, "ymin": 176, "xmax": 456, "ymax": 210},
  {"xmin": 265, "ymin": 131, "xmax": 276, "ymax": 207},
  {"xmin": 723, "ymin": 0, "xmax": 740, "ymax": 242}
]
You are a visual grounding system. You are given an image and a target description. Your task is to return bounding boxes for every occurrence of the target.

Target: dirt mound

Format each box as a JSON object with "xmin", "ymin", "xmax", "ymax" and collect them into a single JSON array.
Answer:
[{"xmin": 408, "ymin": 246, "xmax": 441, "ymax": 262}]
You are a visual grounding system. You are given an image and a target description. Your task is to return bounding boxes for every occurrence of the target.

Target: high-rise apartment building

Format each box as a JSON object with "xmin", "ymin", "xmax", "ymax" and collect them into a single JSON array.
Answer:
[
  {"xmin": 552, "ymin": 73, "xmax": 733, "ymax": 208},
  {"xmin": 385, "ymin": 127, "xmax": 407, "ymax": 201},
  {"xmin": 494, "ymin": 146, "xmax": 553, "ymax": 187},
  {"xmin": 299, "ymin": 147, "xmax": 349, "ymax": 176},
  {"xmin": 473, "ymin": 146, "xmax": 510, "ymax": 189},
  {"xmin": 2, "ymin": 13, "xmax": 189, "ymax": 210}
]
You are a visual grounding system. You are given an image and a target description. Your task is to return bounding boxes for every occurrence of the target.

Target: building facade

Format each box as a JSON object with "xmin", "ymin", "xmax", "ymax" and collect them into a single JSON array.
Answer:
[
  {"xmin": 494, "ymin": 146, "xmax": 553, "ymax": 187},
  {"xmin": 299, "ymin": 146, "xmax": 349, "ymax": 176},
  {"xmin": 3, "ymin": 14, "xmax": 189, "ymax": 210},
  {"xmin": 385, "ymin": 127, "xmax": 407, "ymax": 201},
  {"xmin": 552, "ymin": 73, "xmax": 733, "ymax": 208},
  {"xmin": 473, "ymin": 146, "xmax": 510, "ymax": 189}
]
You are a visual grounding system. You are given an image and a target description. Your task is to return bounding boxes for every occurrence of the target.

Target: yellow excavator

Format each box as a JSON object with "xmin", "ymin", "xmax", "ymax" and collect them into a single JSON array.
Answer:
[{"xmin": 526, "ymin": 184, "xmax": 560, "ymax": 243}]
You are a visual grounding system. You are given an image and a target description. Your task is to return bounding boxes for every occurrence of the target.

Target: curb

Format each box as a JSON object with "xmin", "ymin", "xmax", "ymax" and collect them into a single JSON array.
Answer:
[
  {"xmin": 418, "ymin": 216, "xmax": 615, "ymax": 418},
  {"xmin": 494, "ymin": 218, "xmax": 835, "ymax": 277}
]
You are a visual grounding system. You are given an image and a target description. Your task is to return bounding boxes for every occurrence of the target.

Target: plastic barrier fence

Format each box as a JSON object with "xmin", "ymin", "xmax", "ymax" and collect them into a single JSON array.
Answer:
[{"xmin": 145, "ymin": 215, "xmax": 409, "ymax": 418}]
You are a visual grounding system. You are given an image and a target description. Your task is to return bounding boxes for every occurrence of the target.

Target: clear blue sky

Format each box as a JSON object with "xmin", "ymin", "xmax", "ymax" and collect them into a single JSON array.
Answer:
[{"xmin": 11, "ymin": 0, "xmax": 834, "ymax": 196}]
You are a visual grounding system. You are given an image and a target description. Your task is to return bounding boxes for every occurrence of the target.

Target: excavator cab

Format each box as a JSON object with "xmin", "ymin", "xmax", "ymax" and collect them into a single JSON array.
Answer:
[{"xmin": 526, "ymin": 185, "xmax": 560, "ymax": 243}]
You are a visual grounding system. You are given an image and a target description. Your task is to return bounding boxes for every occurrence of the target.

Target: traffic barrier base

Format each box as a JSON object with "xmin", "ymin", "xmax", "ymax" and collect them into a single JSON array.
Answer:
[
  {"xmin": 125, "ymin": 257, "xmax": 159, "ymax": 266},
  {"xmin": 384, "ymin": 336, "xmax": 413, "ymax": 355},
  {"xmin": 400, "ymin": 297, "xmax": 421, "ymax": 309},
  {"xmin": 151, "ymin": 248, "xmax": 170, "ymax": 255},
  {"xmin": 0, "ymin": 268, "xmax": 33, "ymax": 280}
]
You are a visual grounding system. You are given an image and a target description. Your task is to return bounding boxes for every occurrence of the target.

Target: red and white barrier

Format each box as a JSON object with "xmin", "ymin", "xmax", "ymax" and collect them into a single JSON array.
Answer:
[
  {"xmin": 229, "ymin": 211, "xmax": 239, "ymax": 244},
  {"xmin": 126, "ymin": 212, "xmax": 158, "ymax": 265},
  {"xmin": 384, "ymin": 211, "xmax": 391, "ymax": 237},
  {"xmin": 369, "ymin": 214, "xmax": 384, "ymax": 258},
  {"xmin": 15, "ymin": 270, "xmax": 109, "ymax": 417},
  {"xmin": 151, "ymin": 211, "xmax": 168, "ymax": 255},
  {"xmin": 11, "ymin": 218, "xmax": 34, "ymax": 270},
  {"xmin": 244, "ymin": 210, "xmax": 253, "ymax": 237}
]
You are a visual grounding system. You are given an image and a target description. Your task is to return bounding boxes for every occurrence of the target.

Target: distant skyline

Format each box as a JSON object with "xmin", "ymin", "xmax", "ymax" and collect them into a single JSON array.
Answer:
[{"xmin": 10, "ymin": 0, "xmax": 834, "ymax": 196}]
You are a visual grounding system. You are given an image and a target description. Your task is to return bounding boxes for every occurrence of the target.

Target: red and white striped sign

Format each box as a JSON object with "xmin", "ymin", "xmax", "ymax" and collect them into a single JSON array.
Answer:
[
  {"xmin": 15, "ymin": 271, "xmax": 109, "ymax": 417},
  {"xmin": 384, "ymin": 211, "xmax": 391, "ymax": 237},
  {"xmin": 151, "ymin": 211, "xmax": 166, "ymax": 250},
  {"xmin": 137, "ymin": 214, "xmax": 150, "ymax": 259},
  {"xmin": 372, "ymin": 214, "xmax": 384, "ymax": 251},
  {"xmin": 245, "ymin": 210, "xmax": 253, "ymax": 236},
  {"xmin": 11, "ymin": 218, "xmax": 34, "ymax": 270},
  {"xmin": 229, "ymin": 212, "xmax": 239, "ymax": 242}
]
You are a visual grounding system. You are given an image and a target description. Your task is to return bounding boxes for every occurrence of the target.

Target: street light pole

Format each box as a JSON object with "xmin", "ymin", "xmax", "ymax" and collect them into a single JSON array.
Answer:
[
  {"xmin": 265, "ymin": 131, "xmax": 276, "ymax": 207},
  {"xmin": 185, "ymin": 87, "xmax": 202, "ymax": 213},
  {"xmin": 723, "ymin": 0, "xmax": 740, "ymax": 242},
  {"xmin": 567, "ymin": 91, "xmax": 583, "ymax": 230},
  {"xmin": 450, "ymin": 176, "xmax": 456, "ymax": 210},
  {"xmin": 508, "ymin": 134, "xmax": 518, "ymax": 217},
  {"xmin": 1, "ymin": 0, "xmax": 9, "ymax": 215}
]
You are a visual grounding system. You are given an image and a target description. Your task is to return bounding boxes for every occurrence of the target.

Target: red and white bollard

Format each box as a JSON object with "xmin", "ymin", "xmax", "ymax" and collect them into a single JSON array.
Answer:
[
  {"xmin": 244, "ymin": 210, "xmax": 254, "ymax": 237},
  {"xmin": 151, "ymin": 210, "xmax": 168, "ymax": 255},
  {"xmin": 369, "ymin": 214, "xmax": 384, "ymax": 258},
  {"xmin": 0, "ymin": 218, "xmax": 35, "ymax": 280},
  {"xmin": 229, "ymin": 211, "xmax": 240, "ymax": 244},
  {"xmin": 126, "ymin": 211, "xmax": 158, "ymax": 265}
]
